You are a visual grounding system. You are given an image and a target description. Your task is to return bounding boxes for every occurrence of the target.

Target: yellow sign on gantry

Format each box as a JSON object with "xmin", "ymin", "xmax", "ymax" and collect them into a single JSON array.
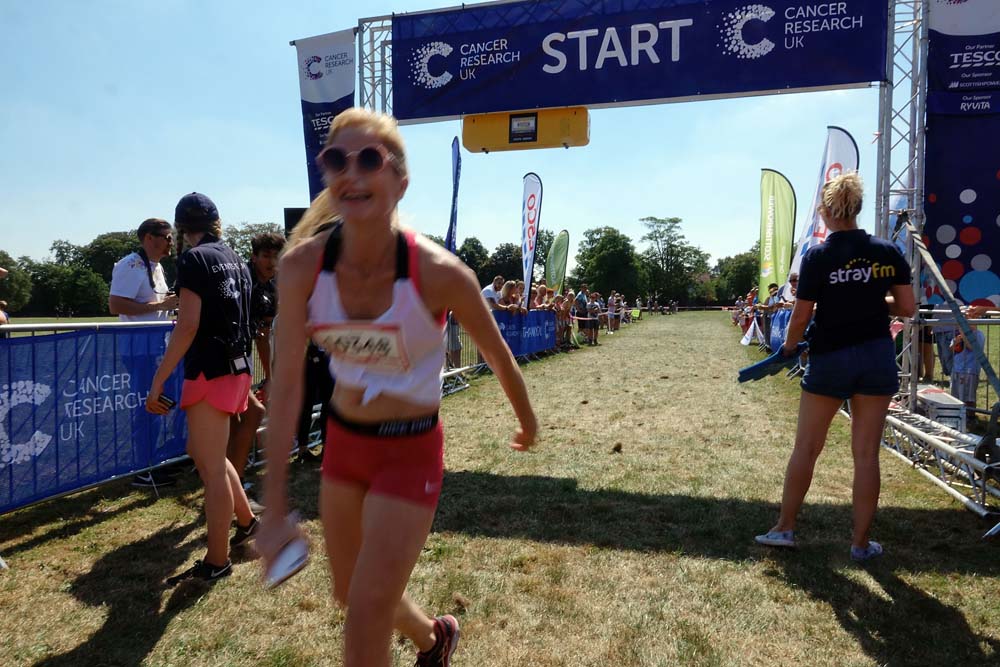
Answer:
[{"xmin": 462, "ymin": 107, "xmax": 589, "ymax": 153}]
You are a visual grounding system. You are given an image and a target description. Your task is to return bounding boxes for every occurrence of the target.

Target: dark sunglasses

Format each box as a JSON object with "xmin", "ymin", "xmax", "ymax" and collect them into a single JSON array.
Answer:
[{"xmin": 317, "ymin": 145, "xmax": 396, "ymax": 175}]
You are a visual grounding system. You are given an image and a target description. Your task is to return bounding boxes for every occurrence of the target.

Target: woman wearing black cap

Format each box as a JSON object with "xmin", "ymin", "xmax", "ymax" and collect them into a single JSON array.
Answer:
[{"xmin": 146, "ymin": 192, "xmax": 260, "ymax": 584}]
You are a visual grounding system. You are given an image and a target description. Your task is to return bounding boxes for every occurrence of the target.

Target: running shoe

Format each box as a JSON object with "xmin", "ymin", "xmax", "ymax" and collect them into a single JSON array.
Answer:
[
  {"xmin": 131, "ymin": 470, "xmax": 176, "ymax": 488},
  {"xmin": 754, "ymin": 529, "xmax": 796, "ymax": 548},
  {"xmin": 415, "ymin": 615, "xmax": 460, "ymax": 667},
  {"xmin": 166, "ymin": 559, "xmax": 232, "ymax": 586},
  {"xmin": 230, "ymin": 516, "xmax": 260, "ymax": 548},
  {"xmin": 850, "ymin": 541, "xmax": 884, "ymax": 563}
]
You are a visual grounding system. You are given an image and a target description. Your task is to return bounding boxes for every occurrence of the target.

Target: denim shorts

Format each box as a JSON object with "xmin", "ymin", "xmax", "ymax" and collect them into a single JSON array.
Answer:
[{"xmin": 801, "ymin": 337, "xmax": 899, "ymax": 399}]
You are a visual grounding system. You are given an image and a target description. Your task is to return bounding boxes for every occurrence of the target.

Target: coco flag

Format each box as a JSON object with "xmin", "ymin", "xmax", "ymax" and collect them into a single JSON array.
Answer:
[
  {"xmin": 786, "ymin": 126, "xmax": 859, "ymax": 297},
  {"xmin": 445, "ymin": 137, "xmax": 462, "ymax": 253},
  {"xmin": 294, "ymin": 28, "xmax": 356, "ymax": 201},
  {"xmin": 759, "ymin": 169, "xmax": 796, "ymax": 297},
  {"xmin": 545, "ymin": 230, "xmax": 570, "ymax": 295},
  {"xmin": 391, "ymin": 0, "xmax": 888, "ymax": 122},
  {"xmin": 521, "ymin": 173, "xmax": 543, "ymax": 308}
]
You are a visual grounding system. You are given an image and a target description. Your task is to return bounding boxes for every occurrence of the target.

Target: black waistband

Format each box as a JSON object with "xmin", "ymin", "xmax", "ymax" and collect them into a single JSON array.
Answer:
[{"xmin": 328, "ymin": 408, "xmax": 439, "ymax": 437}]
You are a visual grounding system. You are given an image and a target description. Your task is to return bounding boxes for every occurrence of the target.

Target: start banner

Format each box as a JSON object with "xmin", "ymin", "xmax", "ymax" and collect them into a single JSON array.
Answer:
[
  {"xmin": 1, "ymin": 327, "xmax": 186, "ymax": 514},
  {"xmin": 391, "ymin": 0, "xmax": 889, "ymax": 121}
]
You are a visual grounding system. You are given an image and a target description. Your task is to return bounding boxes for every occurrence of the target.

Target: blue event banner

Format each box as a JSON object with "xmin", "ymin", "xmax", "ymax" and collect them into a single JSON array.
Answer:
[
  {"xmin": 1, "ymin": 327, "xmax": 186, "ymax": 514},
  {"xmin": 391, "ymin": 0, "xmax": 888, "ymax": 121},
  {"xmin": 295, "ymin": 29, "xmax": 357, "ymax": 200},
  {"xmin": 493, "ymin": 309, "xmax": 557, "ymax": 357},
  {"xmin": 769, "ymin": 308, "xmax": 791, "ymax": 352},
  {"xmin": 927, "ymin": 0, "xmax": 1000, "ymax": 94}
]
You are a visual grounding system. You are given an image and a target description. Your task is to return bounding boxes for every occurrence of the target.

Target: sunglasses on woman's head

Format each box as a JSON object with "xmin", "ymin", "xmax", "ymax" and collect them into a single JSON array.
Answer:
[{"xmin": 317, "ymin": 145, "xmax": 395, "ymax": 175}]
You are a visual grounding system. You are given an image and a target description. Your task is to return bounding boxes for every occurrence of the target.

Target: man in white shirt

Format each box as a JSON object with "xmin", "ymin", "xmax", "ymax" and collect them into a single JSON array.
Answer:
[
  {"xmin": 109, "ymin": 218, "xmax": 179, "ymax": 321},
  {"xmin": 481, "ymin": 275, "xmax": 505, "ymax": 311},
  {"xmin": 109, "ymin": 218, "xmax": 181, "ymax": 488}
]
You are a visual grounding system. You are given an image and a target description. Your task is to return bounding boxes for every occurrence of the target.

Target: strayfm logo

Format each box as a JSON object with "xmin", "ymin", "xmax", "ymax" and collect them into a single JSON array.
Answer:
[
  {"xmin": 719, "ymin": 4, "xmax": 776, "ymax": 60},
  {"xmin": 828, "ymin": 258, "xmax": 897, "ymax": 285},
  {"xmin": 411, "ymin": 42, "xmax": 454, "ymax": 89},
  {"xmin": 303, "ymin": 55, "xmax": 323, "ymax": 80}
]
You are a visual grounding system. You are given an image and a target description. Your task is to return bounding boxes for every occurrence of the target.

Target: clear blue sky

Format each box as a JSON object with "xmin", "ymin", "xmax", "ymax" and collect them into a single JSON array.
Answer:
[{"xmin": 0, "ymin": 0, "xmax": 880, "ymax": 268}]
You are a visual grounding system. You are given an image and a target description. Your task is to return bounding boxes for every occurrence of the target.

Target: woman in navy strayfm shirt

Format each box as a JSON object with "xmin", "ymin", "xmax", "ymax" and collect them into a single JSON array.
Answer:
[{"xmin": 755, "ymin": 172, "xmax": 916, "ymax": 563}]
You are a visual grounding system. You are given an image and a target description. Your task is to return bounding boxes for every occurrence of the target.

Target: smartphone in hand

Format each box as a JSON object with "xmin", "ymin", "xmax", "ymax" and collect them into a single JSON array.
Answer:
[{"xmin": 158, "ymin": 394, "xmax": 176, "ymax": 410}]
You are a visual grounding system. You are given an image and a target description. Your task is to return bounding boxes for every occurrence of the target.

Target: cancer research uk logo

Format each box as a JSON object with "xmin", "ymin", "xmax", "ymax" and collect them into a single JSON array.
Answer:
[
  {"xmin": 303, "ymin": 55, "xmax": 323, "ymax": 80},
  {"xmin": 719, "ymin": 4, "xmax": 776, "ymax": 60},
  {"xmin": 0, "ymin": 380, "xmax": 53, "ymax": 469},
  {"xmin": 411, "ymin": 42, "xmax": 454, "ymax": 89},
  {"xmin": 719, "ymin": 2, "xmax": 869, "ymax": 59},
  {"xmin": 410, "ymin": 38, "xmax": 522, "ymax": 90}
]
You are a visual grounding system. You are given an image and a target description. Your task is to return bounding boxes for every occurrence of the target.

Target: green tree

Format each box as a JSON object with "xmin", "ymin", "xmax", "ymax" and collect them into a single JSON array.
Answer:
[
  {"xmin": 425, "ymin": 234, "xmax": 447, "ymax": 247},
  {"xmin": 23, "ymin": 262, "xmax": 108, "ymax": 317},
  {"xmin": 49, "ymin": 239, "xmax": 84, "ymax": 267},
  {"xmin": 570, "ymin": 227, "xmax": 640, "ymax": 298},
  {"xmin": 0, "ymin": 250, "xmax": 33, "ymax": 312},
  {"xmin": 481, "ymin": 243, "xmax": 522, "ymax": 285},
  {"xmin": 638, "ymin": 217, "xmax": 710, "ymax": 304},
  {"xmin": 457, "ymin": 237, "xmax": 490, "ymax": 284},
  {"xmin": 712, "ymin": 242, "xmax": 759, "ymax": 303},
  {"xmin": 81, "ymin": 231, "xmax": 137, "ymax": 284},
  {"xmin": 223, "ymin": 222, "xmax": 284, "ymax": 260}
]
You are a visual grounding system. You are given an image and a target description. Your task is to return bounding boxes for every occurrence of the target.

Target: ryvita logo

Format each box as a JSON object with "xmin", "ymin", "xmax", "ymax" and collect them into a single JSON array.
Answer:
[
  {"xmin": 411, "ymin": 42, "xmax": 454, "ymax": 90},
  {"xmin": 719, "ymin": 4, "xmax": 776, "ymax": 60},
  {"xmin": 303, "ymin": 55, "xmax": 323, "ymax": 80}
]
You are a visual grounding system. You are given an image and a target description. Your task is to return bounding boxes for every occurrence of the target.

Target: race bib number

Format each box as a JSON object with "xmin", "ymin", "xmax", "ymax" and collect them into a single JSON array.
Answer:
[{"xmin": 311, "ymin": 323, "xmax": 410, "ymax": 372}]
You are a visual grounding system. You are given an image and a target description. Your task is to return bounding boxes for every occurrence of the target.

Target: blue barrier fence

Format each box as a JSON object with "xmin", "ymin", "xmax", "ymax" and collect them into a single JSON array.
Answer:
[
  {"xmin": 1, "ymin": 325, "xmax": 186, "ymax": 515},
  {"xmin": 769, "ymin": 309, "xmax": 792, "ymax": 353},
  {"xmin": 493, "ymin": 310, "xmax": 557, "ymax": 357},
  {"xmin": 1, "ymin": 311, "xmax": 557, "ymax": 515}
]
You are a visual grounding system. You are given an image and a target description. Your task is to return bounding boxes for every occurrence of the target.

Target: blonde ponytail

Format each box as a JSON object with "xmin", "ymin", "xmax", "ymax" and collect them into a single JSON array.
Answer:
[{"xmin": 821, "ymin": 172, "xmax": 864, "ymax": 221}]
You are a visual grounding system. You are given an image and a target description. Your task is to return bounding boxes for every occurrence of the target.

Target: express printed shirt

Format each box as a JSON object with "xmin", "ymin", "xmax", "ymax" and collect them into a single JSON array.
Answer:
[
  {"xmin": 175, "ymin": 236, "xmax": 253, "ymax": 379},
  {"xmin": 796, "ymin": 229, "xmax": 911, "ymax": 354}
]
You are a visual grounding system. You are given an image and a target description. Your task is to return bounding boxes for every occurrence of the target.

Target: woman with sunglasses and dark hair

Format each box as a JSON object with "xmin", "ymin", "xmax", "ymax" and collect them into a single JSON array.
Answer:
[
  {"xmin": 257, "ymin": 108, "xmax": 537, "ymax": 667},
  {"xmin": 146, "ymin": 194, "xmax": 260, "ymax": 584}
]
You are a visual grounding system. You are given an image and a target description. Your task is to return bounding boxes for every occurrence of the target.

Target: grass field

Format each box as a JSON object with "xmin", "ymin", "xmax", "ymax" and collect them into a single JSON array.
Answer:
[{"xmin": 1, "ymin": 312, "xmax": 998, "ymax": 667}]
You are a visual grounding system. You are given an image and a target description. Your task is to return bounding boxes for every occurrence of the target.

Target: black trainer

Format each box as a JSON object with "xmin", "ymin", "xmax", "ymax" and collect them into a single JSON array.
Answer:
[
  {"xmin": 415, "ymin": 615, "xmax": 460, "ymax": 667},
  {"xmin": 131, "ymin": 470, "xmax": 177, "ymax": 488},
  {"xmin": 230, "ymin": 516, "xmax": 260, "ymax": 548},
  {"xmin": 166, "ymin": 559, "xmax": 232, "ymax": 586}
]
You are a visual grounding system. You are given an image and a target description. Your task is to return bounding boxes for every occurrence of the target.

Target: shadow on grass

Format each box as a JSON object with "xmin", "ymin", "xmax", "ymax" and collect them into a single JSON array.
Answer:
[
  {"xmin": 0, "ymin": 482, "xmax": 183, "ymax": 559},
  {"xmin": 32, "ymin": 521, "xmax": 204, "ymax": 667},
  {"xmin": 432, "ymin": 471, "xmax": 1000, "ymax": 666}
]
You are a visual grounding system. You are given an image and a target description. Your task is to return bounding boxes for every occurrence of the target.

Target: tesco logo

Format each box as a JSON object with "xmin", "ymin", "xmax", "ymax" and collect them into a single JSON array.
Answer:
[{"xmin": 525, "ymin": 194, "xmax": 538, "ymax": 251}]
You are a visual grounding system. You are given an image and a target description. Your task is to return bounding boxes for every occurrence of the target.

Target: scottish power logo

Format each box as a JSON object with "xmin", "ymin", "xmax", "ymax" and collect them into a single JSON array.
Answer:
[
  {"xmin": 303, "ymin": 55, "xmax": 323, "ymax": 80},
  {"xmin": 719, "ymin": 2, "xmax": 868, "ymax": 58}
]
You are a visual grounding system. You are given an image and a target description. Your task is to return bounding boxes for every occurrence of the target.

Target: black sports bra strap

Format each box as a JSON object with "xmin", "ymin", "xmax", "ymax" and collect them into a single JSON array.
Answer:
[
  {"xmin": 322, "ymin": 224, "xmax": 409, "ymax": 280},
  {"xmin": 321, "ymin": 222, "xmax": 343, "ymax": 272},
  {"xmin": 394, "ymin": 231, "xmax": 409, "ymax": 280}
]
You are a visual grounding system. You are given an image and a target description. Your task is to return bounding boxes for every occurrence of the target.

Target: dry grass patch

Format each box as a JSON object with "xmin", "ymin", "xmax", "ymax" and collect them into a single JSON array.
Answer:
[{"xmin": 2, "ymin": 312, "xmax": 999, "ymax": 666}]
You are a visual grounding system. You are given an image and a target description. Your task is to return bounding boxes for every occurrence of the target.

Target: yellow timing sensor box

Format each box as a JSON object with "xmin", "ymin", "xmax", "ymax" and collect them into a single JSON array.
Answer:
[{"xmin": 462, "ymin": 107, "xmax": 590, "ymax": 153}]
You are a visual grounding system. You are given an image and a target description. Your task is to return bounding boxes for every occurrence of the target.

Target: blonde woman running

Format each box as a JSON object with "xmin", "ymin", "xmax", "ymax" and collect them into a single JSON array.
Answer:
[{"xmin": 257, "ymin": 108, "xmax": 537, "ymax": 667}]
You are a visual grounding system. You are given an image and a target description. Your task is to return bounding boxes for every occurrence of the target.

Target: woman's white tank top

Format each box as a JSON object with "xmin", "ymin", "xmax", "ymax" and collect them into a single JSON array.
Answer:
[{"xmin": 307, "ymin": 226, "xmax": 446, "ymax": 407}]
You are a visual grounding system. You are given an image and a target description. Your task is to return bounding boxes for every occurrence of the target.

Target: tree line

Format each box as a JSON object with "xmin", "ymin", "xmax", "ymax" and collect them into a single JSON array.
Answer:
[{"xmin": 0, "ymin": 218, "xmax": 759, "ymax": 317}]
